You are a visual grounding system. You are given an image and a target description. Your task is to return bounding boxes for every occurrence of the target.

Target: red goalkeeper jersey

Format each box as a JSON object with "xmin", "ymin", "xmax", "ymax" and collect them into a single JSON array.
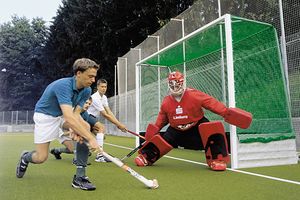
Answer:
[{"xmin": 155, "ymin": 88, "xmax": 227, "ymax": 131}]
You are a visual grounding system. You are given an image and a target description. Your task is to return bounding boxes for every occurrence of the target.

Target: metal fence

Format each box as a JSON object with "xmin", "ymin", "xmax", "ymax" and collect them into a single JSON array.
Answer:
[
  {"xmin": 0, "ymin": 110, "xmax": 34, "ymax": 125},
  {"xmin": 0, "ymin": 111, "xmax": 34, "ymax": 133}
]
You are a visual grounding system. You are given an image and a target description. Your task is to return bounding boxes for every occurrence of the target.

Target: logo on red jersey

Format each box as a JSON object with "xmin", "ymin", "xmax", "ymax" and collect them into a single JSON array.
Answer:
[
  {"xmin": 174, "ymin": 105, "xmax": 188, "ymax": 119},
  {"xmin": 176, "ymin": 105, "xmax": 183, "ymax": 114},
  {"xmin": 173, "ymin": 115, "xmax": 188, "ymax": 119}
]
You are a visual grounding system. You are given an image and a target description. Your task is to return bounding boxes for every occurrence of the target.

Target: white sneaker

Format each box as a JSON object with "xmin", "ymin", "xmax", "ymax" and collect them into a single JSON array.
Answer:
[{"xmin": 95, "ymin": 154, "xmax": 111, "ymax": 162}]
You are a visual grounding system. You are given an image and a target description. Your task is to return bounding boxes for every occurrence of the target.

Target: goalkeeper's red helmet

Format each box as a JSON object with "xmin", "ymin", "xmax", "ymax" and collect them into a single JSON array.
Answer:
[
  {"xmin": 168, "ymin": 71, "xmax": 185, "ymax": 96},
  {"xmin": 168, "ymin": 71, "xmax": 184, "ymax": 82}
]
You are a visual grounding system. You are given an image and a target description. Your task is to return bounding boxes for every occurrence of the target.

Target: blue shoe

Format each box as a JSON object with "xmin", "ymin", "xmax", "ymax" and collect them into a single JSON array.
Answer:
[
  {"xmin": 72, "ymin": 175, "xmax": 96, "ymax": 191},
  {"xmin": 50, "ymin": 149, "xmax": 62, "ymax": 159},
  {"xmin": 16, "ymin": 151, "xmax": 29, "ymax": 178}
]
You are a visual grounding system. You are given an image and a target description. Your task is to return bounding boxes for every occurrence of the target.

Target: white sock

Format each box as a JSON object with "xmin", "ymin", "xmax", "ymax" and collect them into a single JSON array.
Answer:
[{"xmin": 96, "ymin": 133, "xmax": 104, "ymax": 154}]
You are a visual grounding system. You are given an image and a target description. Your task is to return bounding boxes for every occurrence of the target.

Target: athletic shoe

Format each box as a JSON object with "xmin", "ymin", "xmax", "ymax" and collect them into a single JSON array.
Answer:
[
  {"xmin": 71, "ymin": 175, "xmax": 96, "ymax": 191},
  {"xmin": 209, "ymin": 160, "xmax": 227, "ymax": 171},
  {"xmin": 134, "ymin": 154, "xmax": 149, "ymax": 167},
  {"xmin": 50, "ymin": 149, "xmax": 62, "ymax": 160},
  {"xmin": 72, "ymin": 158, "xmax": 77, "ymax": 165},
  {"xmin": 95, "ymin": 154, "xmax": 111, "ymax": 163},
  {"xmin": 16, "ymin": 151, "xmax": 29, "ymax": 178}
]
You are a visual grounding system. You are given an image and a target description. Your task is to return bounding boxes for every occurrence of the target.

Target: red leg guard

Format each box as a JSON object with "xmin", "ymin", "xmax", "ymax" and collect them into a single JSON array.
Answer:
[
  {"xmin": 135, "ymin": 135, "xmax": 173, "ymax": 166},
  {"xmin": 145, "ymin": 123, "xmax": 160, "ymax": 141},
  {"xmin": 198, "ymin": 121, "xmax": 229, "ymax": 170}
]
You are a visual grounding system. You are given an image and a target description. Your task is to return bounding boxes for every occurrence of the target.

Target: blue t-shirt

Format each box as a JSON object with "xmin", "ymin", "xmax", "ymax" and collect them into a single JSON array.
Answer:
[
  {"xmin": 35, "ymin": 76, "xmax": 91, "ymax": 117},
  {"xmin": 81, "ymin": 111, "xmax": 97, "ymax": 127}
]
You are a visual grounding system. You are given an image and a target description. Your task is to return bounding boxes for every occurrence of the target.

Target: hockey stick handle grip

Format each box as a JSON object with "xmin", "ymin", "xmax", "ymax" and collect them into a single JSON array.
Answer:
[{"xmin": 127, "ymin": 130, "xmax": 146, "ymax": 140}]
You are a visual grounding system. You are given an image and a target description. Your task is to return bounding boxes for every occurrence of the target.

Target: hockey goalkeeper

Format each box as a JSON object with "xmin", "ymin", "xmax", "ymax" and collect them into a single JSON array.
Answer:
[{"xmin": 134, "ymin": 71, "xmax": 252, "ymax": 171}]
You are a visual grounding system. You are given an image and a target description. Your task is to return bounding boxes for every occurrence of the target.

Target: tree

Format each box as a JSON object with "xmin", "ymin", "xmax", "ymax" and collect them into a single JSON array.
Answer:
[
  {"xmin": 221, "ymin": 0, "xmax": 278, "ymax": 27},
  {"xmin": 45, "ymin": 0, "xmax": 195, "ymax": 96},
  {"xmin": 0, "ymin": 16, "xmax": 49, "ymax": 111}
]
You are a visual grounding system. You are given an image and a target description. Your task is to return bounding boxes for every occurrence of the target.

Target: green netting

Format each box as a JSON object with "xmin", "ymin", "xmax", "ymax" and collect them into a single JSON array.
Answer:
[
  {"xmin": 138, "ymin": 15, "xmax": 295, "ymax": 143},
  {"xmin": 139, "ymin": 66, "xmax": 171, "ymax": 130},
  {"xmin": 144, "ymin": 16, "xmax": 273, "ymax": 67}
]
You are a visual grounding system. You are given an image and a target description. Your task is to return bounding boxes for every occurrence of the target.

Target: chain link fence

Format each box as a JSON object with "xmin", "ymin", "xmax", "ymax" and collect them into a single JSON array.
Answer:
[{"xmin": 0, "ymin": 111, "xmax": 34, "ymax": 132}]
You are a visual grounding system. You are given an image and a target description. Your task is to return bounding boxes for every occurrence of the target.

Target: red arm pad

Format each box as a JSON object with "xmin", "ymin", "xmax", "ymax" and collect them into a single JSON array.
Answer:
[
  {"xmin": 224, "ymin": 108, "xmax": 252, "ymax": 129},
  {"xmin": 145, "ymin": 123, "xmax": 160, "ymax": 141}
]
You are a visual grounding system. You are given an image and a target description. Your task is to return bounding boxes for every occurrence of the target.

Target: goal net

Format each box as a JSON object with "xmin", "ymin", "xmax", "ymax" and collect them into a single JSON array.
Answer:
[{"xmin": 135, "ymin": 14, "xmax": 295, "ymax": 168}]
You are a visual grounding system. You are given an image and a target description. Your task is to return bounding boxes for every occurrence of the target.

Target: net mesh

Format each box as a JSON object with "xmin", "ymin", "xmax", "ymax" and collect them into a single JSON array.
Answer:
[{"xmin": 138, "ymin": 15, "xmax": 295, "ymax": 143}]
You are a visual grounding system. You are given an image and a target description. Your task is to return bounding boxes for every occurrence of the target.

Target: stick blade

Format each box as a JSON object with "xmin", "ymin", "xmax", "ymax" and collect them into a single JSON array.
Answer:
[{"xmin": 150, "ymin": 179, "xmax": 159, "ymax": 189}]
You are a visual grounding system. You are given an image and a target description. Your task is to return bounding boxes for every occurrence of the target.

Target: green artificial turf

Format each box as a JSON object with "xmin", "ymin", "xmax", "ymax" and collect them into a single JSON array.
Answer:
[{"xmin": 1, "ymin": 133, "xmax": 300, "ymax": 200}]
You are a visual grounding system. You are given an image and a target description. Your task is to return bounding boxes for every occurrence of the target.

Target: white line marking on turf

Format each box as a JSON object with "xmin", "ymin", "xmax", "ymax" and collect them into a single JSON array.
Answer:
[
  {"xmin": 106, "ymin": 142, "xmax": 300, "ymax": 186},
  {"xmin": 164, "ymin": 155, "xmax": 300, "ymax": 185},
  {"xmin": 106, "ymin": 143, "xmax": 133, "ymax": 150}
]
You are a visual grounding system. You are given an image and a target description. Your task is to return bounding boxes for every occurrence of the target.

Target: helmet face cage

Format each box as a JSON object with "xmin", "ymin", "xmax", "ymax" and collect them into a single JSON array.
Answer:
[
  {"xmin": 168, "ymin": 71, "xmax": 184, "ymax": 95},
  {"xmin": 168, "ymin": 80, "xmax": 183, "ymax": 93}
]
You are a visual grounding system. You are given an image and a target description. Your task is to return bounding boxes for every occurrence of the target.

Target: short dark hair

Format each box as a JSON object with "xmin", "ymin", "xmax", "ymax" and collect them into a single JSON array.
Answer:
[
  {"xmin": 73, "ymin": 58, "xmax": 100, "ymax": 74},
  {"xmin": 97, "ymin": 79, "xmax": 107, "ymax": 85}
]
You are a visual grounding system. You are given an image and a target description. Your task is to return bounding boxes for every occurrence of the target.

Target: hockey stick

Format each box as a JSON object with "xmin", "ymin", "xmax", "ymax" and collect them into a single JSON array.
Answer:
[
  {"xmin": 120, "ymin": 130, "xmax": 146, "ymax": 161},
  {"xmin": 102, "ymin": 151, "xmax": 159, "ymax": 189},
  {"xmin": 127, "ymin": 130, "xmax": 146, "ymax": 140},
  {"xmin": 88, "ymin": 143, "xmax": 158, "ymax": 189},
  {"xmin": 63, "ymin": 132, "xmax": 158, "ymax": 189},
  {"xmin": 121, "ymin": 141, "xmax": 145, "ymax": 161}
]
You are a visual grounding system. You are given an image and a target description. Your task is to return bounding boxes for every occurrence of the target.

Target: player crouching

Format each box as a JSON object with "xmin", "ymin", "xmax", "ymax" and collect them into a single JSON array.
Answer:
[{"xmin": 134, "ymin": 71, "xmax": 252, "ymax": 171}]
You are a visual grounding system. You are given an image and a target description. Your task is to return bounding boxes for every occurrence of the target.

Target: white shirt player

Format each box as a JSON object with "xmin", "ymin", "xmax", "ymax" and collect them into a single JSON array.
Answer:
[{"xmin": 87, "ymin": 91, "xmax": 108, "ymax": 118}]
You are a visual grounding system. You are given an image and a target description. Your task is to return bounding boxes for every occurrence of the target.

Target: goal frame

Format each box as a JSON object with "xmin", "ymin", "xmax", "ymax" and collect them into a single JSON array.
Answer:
[{"xmin": 134, "ymin": 14, "xmax": 293, "ymax": 169}]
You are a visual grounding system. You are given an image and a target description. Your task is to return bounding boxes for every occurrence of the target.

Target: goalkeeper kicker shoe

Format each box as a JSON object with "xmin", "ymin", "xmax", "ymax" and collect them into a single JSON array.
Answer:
[
  {"xmin": 72, "ymin": 175, "xmax": 96, "ymax": 191},
  {"xmin": 16, "ymin": 151, "xmax": 29, "ymax": 178},
  {"xmin": 209, "ymin": 160, "xmax": 227, "ymax": 171},
  {"xmin": 134, "ymin": 154, "xmax": 149, "ymax": 167}
]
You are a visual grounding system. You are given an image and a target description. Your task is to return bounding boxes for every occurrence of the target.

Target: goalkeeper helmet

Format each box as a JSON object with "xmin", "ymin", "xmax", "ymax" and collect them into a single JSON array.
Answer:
[{"xmin": 168, "ymin": 71, "xmax": 185, "ymax": 96}]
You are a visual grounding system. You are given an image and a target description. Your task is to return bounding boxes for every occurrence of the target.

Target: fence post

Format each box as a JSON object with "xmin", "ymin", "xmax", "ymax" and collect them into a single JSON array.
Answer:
[
  {"xmin": 16, "ymin": 111, "xmax": 19, "ymax": 125},
  {"xmin": 11, "ymin": 111, "xmax": 14, "ymax": 125},
  {"xmin": 1, "ymin": 111, "xmax": 4, "ymax": 124},
  {"xmin": 26, "ymin": 110, "xmax": 28, "ymax": 124}
]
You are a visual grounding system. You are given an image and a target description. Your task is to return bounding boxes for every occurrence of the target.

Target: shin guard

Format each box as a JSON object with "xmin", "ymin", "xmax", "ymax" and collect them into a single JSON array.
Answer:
[
  {"xmin": 136, "ymin": 135, "xmax": 173, "ymax": 165},
  {"xmin": 198, "ymin": 121, "xmax": 229, "ymax": 168},
  {"xmin": 145, "ymin": 123, "xmax": 160, "ymax": 141}
]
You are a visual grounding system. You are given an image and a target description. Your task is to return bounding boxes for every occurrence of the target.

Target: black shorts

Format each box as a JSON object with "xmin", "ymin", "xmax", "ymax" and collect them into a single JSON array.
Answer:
[
  {"xmin": 87, "ymin": 114, "xmax": 97, "ymax": 129},
  {"xmin": 161, "ymin": 117, "xmax": 209, "ymax": 150}
]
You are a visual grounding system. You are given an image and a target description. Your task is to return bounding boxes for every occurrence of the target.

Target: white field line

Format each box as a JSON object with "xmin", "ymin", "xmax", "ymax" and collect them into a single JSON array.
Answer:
[{"xmin": 106, "ymin": 142, "xmax": 300, "ymax": 186}]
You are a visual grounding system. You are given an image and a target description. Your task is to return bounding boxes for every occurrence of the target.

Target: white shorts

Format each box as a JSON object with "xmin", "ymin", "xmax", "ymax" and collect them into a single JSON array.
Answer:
[
  {"xmin": 57, "ymin": 131, "xmax": 72, "ymax": 144},
  {"xmin": 33, "ymin": 112, "xmax": 65, "ymax": 144}
]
